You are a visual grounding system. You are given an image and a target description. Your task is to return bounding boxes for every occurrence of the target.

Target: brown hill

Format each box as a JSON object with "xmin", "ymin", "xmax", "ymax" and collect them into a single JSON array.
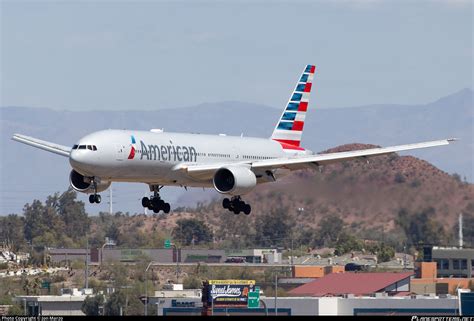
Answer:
[
  {"xmin": 111, "ymin": 144, "xmax": 473, "ymax": 244},
  {"xmin": 175, "ymin": 143, "xmax": 473, "ymax": 234}
]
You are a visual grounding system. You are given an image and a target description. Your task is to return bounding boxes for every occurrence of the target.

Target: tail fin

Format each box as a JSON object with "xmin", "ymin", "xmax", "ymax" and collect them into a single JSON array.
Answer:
[{"xmin": 271, "ymin": 64, "xmax": 315, "ymax": 149}]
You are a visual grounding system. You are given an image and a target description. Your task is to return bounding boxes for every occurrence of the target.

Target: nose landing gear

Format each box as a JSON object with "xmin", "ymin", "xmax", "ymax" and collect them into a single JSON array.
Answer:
[
  {"xmin": 88, "ymin": 179, "xmax": 101, "ymax": 204},
  {"xmin": 142, "ymin": 185, "xmax": 171, "ymax": 214},
  {"xmin": 89, "ymin": 194, "xmax": 101, "ymax": 204},
  {"xmin": 222, "ymin": 196, "xmax": 251, "ymax": 215}
]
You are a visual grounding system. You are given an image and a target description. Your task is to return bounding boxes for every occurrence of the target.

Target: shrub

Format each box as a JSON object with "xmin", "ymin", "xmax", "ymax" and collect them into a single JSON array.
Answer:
[{"xmin": 394, "ymin": 172, "xmax": 406, "ymax": 183}]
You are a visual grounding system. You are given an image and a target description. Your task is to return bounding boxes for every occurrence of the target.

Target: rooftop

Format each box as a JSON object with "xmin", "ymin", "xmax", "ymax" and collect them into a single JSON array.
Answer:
[{"xmin": 289, "ymin": 272, "xmax": 414, "ymax": 297}]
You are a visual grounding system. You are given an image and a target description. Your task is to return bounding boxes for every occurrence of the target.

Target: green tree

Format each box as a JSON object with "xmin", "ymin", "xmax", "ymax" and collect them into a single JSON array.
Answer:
[
  {"xmin": 7, "ymin": 304, "xmax": 25, "ymax": 316},
  {"xmin": 0, "ymin": 214, "xmax": 26, "ymax": 251},
  {"xmin": 396, "ymin": 207, "xmax": 448, "ymax": 247},
  {"xmin": 82, "ymin": 294, "xmax": 105, "ymax": 316},
  {"xmin": 172, "ymin": 218, "xmax": 213, "ymax": 245},
  {"xmin": 55, "ymin": 189, "xmax": 90, "ymax": 240},
  {"xmin": 183, "ymin": 275, "xmax": 202, "ymax": 289},
  {"xmin": 317, "ymin": 215, "xmax": 345, "ymax": 247},
  {"xmin": 23, "ymin": 199, "xmax": 65, "ymax": 247},
  {"xmin": 457, "ymin": 212, "xmax": 474, "ymax": 247},
  {"xmin": 106, "ymin": 223, "xmax": 120, "ymax": 242},
  {"xmin": 378, "ymin": 244, "xmax": 396, "ymax": 263},
  {"xmin": 334, "ymin": 232, "xmax": 363, "ymax": 256},
  {"xmin": 254, "ymin": 207, "xmax": 295, "ymax": 247},
  {"xmin": 105, "ymin": 291, "xmax": 126, "ymax": 316},
  {"xmin": 367, "ymin": 243, "xmax": 396, "ymax": 262}
]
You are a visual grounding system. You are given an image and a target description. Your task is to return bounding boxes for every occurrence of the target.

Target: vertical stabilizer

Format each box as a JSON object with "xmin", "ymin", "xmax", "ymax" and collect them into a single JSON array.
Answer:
[{"xmin": 271, "ymin": 65, "xmax": 316, "ymax": 150}]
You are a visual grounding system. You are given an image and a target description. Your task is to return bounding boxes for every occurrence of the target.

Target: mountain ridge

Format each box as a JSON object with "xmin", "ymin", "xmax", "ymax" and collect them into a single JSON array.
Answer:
[{"xmin": 0, "ymin": 88, "xmax": 472, "ymax": 215}]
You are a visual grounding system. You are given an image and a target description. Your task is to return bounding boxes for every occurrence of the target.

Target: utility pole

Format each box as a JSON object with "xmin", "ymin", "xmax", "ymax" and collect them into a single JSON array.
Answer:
[
  {"xmin": 274, "ymin": 273, "xmax": 278, "ymax": 316},
  {"xmin": 403, "ymin": 244, "xmax": 407, "ymax": 270},
  {"xmin": 290, "ymin": 238, "xmax": 294, "ymax": 267},
  {"xmin": 173, "ymin": 244, "xmax": 180, "ymax": 283},
  {"xmin": 85, "ymin": 236, "xmax": 89, "ymax": 289},
  {"xmin": 144, "ymin": 261, "xmax": 155, "ymax": 316},
  {"xmin": 108, "ymin": 188, "xmax": 113, "ymax": 215}
]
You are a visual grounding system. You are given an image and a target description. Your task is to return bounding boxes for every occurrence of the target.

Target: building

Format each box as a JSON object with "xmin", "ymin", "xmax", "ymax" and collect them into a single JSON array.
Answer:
[
  {"xmin": 292, "ymin": 265, "xmax": 345, "ymax": 278},
  {"xmin": 48, "ymin": 247, "xmax": 280, "ymax": 265},
  {"xmin": 224, "ymin": 249, "xmax": 282, "ymax": 264},
  {"xmin": 423, "ymin": 246, "xmax": 474, "ymax": 278},
  {"xmin": 14, "ymin": 288, "xmax": 92, "ymax": 316},
  {"xmin": 150, "ymin": 295, "xmax": 459, "ymax": 316},
  {"xmin": 289, "ymin": 272, "xmax": 414, "ymax": 297},
  {"xmin": 411, "ymin": 261, "xmax": 473, "ymax": 295}
]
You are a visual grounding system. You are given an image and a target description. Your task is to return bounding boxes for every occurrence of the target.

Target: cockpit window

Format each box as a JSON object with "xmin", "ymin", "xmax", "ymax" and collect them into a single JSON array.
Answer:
[{"xmin": 74, "ymin": 144, "xmax": 97, "ymax": 151}]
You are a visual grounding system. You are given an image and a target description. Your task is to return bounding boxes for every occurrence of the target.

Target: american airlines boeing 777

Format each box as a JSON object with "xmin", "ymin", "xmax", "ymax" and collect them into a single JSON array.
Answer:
[{"xmin": 12, "ymin": 65, "xmax": 455, "ymax": 215}]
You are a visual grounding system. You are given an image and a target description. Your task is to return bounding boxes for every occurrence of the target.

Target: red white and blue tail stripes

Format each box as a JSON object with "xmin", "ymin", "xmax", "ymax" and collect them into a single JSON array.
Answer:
[
  {"xmin": 128, "ymin": 135, "xmax": 136, "ymax": 159},
  {"xmin": 271, "ymin": 65, "xmax": 315, "ymax": 150}
]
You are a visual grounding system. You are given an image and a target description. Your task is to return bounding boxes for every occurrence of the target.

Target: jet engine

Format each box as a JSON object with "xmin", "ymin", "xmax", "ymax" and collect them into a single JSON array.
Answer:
[
  {"xmin": 69, "ymin": 170, "xmax": 110, "ymax": 193},
  {"xmin": 213, "ymin": 166, "xmax": 257, "ymax": 195}
]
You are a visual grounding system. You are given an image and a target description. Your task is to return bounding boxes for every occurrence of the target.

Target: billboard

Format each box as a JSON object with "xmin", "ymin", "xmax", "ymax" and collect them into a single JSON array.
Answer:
[{"xmin": 207, "ymin": 280, "xmax": 256, "ymax": 307}]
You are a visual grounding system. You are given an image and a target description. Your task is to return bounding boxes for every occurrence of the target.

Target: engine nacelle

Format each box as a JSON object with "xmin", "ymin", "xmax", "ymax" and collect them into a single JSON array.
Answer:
[
  {"xmin": 69, "ymin": 170, "xmax": 110, "ymax": 194},
  {"xmin": 213, "ymin": 166, "xmax": 257, "ymax": 195}
]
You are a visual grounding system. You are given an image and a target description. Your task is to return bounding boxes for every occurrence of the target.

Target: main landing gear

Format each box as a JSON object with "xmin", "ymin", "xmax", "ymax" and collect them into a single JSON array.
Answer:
[
  {"xmin": 141, "ymin": 186, "xmax": 171, "ymax": 214},
  {"xmin": 88, "ymin": 179, "xmax": 101, "ymax": 204},
  {"xmin": 222, "ymin": 196, "xmax": 251, "ymax": 215}
]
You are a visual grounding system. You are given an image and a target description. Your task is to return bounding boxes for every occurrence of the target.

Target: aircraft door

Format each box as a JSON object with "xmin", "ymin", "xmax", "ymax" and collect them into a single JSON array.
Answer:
[{"xmin": 232, "ymin": 143, "xmax": 240, "ymax": 160}]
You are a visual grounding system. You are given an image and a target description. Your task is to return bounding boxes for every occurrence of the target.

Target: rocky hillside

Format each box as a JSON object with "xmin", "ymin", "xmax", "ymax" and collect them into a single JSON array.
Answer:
[{"xmin": 158, "ymin": 144, "xmax": 474, "ymax": 236}]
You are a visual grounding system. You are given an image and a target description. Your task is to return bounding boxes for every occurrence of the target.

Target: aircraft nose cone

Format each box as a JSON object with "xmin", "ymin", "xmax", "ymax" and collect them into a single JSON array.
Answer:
[
  {"xmin": 69, "ymin": 150, "xmax": 90, "ymax": 171},
  {"xmin": 69, "ymin": 150, "xmax": 82, "ymax": 164}
]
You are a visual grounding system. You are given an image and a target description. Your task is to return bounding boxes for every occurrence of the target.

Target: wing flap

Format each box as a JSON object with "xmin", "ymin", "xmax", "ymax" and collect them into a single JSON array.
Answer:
[{"xmin": 12, "ymin": 134, "xmax": 71, "ymax": 157}]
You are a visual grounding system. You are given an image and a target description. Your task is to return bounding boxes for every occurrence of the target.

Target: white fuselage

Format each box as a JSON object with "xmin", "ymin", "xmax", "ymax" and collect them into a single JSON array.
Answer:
[{"xmin": 69, "ymin": 129, "xmax": 311, "ymax": 187}]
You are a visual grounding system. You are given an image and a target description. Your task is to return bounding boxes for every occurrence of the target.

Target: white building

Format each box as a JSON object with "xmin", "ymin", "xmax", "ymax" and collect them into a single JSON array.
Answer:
[{"xmin": 14, "ymin": 288, "xmax": 92, "ymax": 316}]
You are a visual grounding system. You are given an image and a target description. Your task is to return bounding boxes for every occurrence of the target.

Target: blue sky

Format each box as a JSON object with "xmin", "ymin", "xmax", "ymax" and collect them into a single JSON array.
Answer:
[{"xmin": 1, "ymin": 0, "xmax": 472, "ymax": 110}]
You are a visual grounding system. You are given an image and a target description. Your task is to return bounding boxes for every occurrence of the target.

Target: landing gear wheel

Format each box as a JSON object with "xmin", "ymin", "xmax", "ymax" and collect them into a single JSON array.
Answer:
[
  {"xmin": 243, "ymin": 204, "xmax": 251, "ymax": 215},
  {"xmin": 151, "ymin": 198, "xmax": 161, "ymax": 208},
  {"xmin": 223, "ymin": 198, "xmax": 231, "ymax": 209},
  {"xmin": 142, "ymin": 197, "xmax": 150, "ymax": 208},
  {"xmin": 89, "ymin": 195, "xmax": 95, "ymax": 204},
  {"xmin": 223, "ymin": 196, "xmax": 251, "ymax": 215},
  {"xmin": 94, "ymin": 194, "xmax": 101, "ymax": 204},
  {"xmin": 144, "ymin": 185, "xmax": 171, "ymax": 214}
]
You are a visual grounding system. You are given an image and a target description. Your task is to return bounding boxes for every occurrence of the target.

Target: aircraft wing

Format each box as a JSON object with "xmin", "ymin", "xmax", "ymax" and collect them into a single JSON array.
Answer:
[
  {"xmin": 12, "ymin": 134, "xmax": 71, "ymax": 157},
  {"xmin": 178, "ymin": 138, "xmax": 455, "ymax": 180}
]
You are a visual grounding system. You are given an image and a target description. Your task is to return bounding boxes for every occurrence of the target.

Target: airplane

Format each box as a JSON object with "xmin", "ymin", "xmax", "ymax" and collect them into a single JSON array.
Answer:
[{"xmin": 12, "ymin": 65, "xmax": 455, "ymax": 216}]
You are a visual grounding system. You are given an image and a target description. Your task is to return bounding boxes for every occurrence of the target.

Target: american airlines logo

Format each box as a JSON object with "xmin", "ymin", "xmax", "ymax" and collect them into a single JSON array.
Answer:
[{"xmin": 138, "ymin": 139, "xmax": 198, "ymax": 162}]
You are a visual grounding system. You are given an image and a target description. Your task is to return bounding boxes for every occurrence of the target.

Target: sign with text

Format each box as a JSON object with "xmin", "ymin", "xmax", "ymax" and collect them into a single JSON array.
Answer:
[
  {"xmin": 207, "ymin": 280, "xmax": 256, "ymax": 307},
  {"xmin": 247, "ymin": 286, "xmax": 260, "ymax": 308}
]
